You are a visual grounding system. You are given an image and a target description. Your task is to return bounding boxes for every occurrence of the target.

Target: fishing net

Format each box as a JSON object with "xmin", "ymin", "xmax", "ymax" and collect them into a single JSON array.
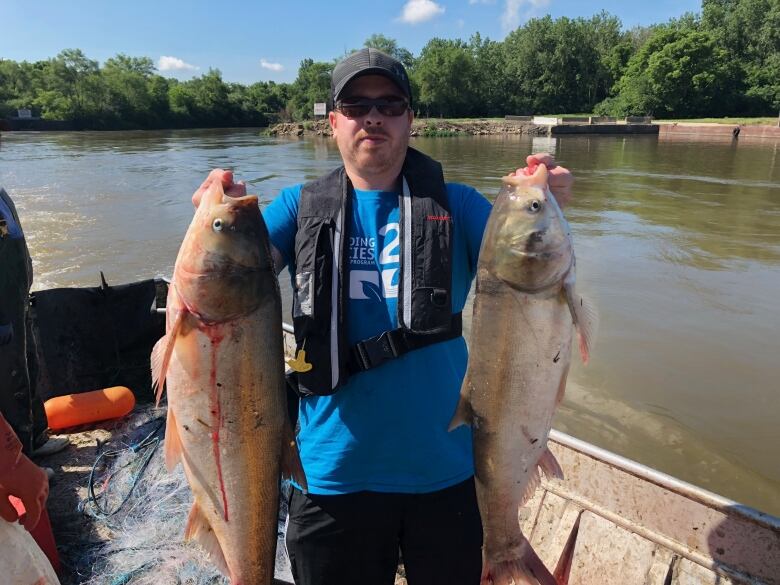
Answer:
[{"xmin": 65, "ymin": 404, "xmax": 292, "ymax": 585}]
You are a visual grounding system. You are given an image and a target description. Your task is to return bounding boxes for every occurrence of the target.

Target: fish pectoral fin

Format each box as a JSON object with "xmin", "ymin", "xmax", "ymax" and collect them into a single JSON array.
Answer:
[
  {"xmin": 448, "ymin": 394, "xmax": 475, "ymax": 431},
  {"xmin": 151, "ymin": 308, "xmax": 187, "ymax": 406},
  {"xmin": 539, "ymin": 448, "xmax": 564, "ymax": 481},
  {"xmin": 185, "ymin": 501, "xmax": 229, "ymax": 577},
  {"xmin": 164, "ymin": 407, "xmax": 184, "ymax": 471},
  {"xmin": 281, "ymin": 418, "xmax": 308, "ymax": 492},
  {"xmin": 564, "ymin": 282, "xmax": 598, "ymax": 365}
]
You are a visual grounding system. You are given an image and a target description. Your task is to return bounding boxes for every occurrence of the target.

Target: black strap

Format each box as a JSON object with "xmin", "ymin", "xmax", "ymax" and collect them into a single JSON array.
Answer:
[{"xmin": 347, "ymin": 313, "xmax": 463, "ymax": 374}]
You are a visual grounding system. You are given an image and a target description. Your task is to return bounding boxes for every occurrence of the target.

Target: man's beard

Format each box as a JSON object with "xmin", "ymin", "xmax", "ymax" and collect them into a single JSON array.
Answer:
[{"xmin": 351, "ymin": 131, "xmax": 408, "ymax": 175}]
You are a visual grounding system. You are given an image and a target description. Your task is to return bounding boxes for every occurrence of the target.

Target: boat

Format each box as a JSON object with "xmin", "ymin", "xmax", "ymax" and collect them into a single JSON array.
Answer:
[
  {"xmin": 26, "ymin": 278, "xmax": 780, "ymax": 584},
  {"xmin": 286, "ymin": 325, "xmax": 780, "ymax": 584}
]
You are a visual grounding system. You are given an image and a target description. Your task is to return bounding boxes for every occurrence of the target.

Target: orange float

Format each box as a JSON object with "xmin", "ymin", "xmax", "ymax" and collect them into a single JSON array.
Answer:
[{"xmin": 44, "ymin": 386, "xmax": 136, "ymax": 430}]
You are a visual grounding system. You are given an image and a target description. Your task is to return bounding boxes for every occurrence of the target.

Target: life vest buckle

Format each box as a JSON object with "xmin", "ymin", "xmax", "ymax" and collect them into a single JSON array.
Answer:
[{"xmin": 353, "ymin": 330, "xmax": 402, "ymax": 371}]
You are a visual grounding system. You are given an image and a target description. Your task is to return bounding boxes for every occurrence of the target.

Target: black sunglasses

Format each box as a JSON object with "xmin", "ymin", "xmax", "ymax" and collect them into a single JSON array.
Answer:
[{"xmin": 335, "ymin": 98, "xmax": 410, "ymax": 118}]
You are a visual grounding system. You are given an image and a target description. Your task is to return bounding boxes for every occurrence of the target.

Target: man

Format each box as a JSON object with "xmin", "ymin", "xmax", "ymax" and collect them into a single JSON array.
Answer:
[
  {"xmin": 0, "ymin": 187, "xmax": 67, "ymax": 461},
  {"xmin": 193, "ymin": 48, "xmax": 572, "ymax": 585}
]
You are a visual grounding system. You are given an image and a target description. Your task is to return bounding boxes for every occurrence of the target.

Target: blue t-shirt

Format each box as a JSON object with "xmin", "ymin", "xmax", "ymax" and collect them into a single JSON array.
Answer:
[{"xmin": 263, "ymin": 182, "xmax": 492, "ymax": 494}]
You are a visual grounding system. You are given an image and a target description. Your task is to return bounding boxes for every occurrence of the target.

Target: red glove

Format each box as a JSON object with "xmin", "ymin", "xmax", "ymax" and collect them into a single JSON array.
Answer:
[
  {"xmin": 0, "ymin": 414, "xmax": 49, "ymax": 531},
  {"xmin": 0, "ymin": 454, "xmax": 49, "ymax": 531}
]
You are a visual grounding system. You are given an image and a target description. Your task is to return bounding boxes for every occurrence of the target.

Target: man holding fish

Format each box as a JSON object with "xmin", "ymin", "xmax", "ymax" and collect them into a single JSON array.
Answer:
[{"xmin": 189, "ymin": 48, "xmax": 580, "ymax": 585}]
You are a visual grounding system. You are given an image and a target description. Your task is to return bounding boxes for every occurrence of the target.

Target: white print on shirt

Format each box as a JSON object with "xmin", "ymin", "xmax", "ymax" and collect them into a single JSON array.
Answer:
[
  {"xmin": 348, "ymin": 235, "xmax": 376, "ymax": 265},
  {"xmin": 349, "ymin": 222, "xmax": 400, "ymax": 301}
]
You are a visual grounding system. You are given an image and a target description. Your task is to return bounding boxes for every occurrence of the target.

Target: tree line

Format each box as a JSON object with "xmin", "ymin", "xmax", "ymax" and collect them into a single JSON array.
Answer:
[{"xmin": 0, "ymin": 0, "xmax": 776, "ymax": 129}]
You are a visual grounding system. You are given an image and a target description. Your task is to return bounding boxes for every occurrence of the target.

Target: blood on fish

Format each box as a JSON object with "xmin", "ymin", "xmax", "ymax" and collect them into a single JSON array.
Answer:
[{"xmin": 205, "ymin": 324, "xmax": 229, "ymax": 522}]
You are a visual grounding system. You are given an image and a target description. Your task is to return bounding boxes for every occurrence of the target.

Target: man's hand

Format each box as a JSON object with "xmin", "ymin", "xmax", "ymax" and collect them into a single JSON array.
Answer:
[
  {"xmin": 513, "ymin": 153, "xmax": 574, "ymax": 208},
  {"xmin": 0, "ymin": 455, "xmax": 49, "ymax": 531},
  {"xmin": 191, "ymin": 168, "xmax": 247, "ymax": 207},
  {"xmin": 0, "ymin": 323, "xmax": 13, "ymax": 346}
]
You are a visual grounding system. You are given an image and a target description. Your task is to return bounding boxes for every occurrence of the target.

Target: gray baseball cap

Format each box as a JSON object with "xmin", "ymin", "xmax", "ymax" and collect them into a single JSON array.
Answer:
[{"xmin": 331, "ymin": 48, "xmax": 412, "ymax": 105}]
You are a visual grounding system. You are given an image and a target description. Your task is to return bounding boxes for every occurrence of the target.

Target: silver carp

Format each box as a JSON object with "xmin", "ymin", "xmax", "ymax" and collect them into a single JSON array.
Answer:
[
  {"xmin": 451, "ymin": 164, "xmax": 596, "ymax": 585},
  {"xmin": 151, "ymin": 180, "xmax": 306, "ymax": 584}
]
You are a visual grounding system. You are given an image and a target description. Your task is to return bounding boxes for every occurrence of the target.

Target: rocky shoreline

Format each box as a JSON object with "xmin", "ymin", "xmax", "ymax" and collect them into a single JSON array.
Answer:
[{"xmin": 267, "ymin": 118, "xmax": 548, "ymax": 137}]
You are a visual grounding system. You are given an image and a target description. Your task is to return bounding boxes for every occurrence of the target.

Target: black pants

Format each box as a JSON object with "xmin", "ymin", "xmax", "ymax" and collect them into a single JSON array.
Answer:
[{"xmin": 286, "ymin": 478, "xmax": 483, "ymax": 585}]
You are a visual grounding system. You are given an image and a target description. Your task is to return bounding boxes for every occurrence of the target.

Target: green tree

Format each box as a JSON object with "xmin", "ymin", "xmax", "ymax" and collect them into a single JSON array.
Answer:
[
  {"xmin": 468, "ymin": 33, "xmax": 508, "ymax": 117},
  {"xmin": 413, "ymin": 38, "xmax": 478, "ymax": 117},
  {"xmin": 363, "ymin": 34, "xmax": 415, "ymax": 69},
  {"xmin": 703, "ymin": 0, "xmax": 780, "ymax": 112},
  {"xmin": 599, "ymin": 24, "xmax": 740, "ymax": 117},
  {"xmin": 288, "ymin": 59, "xmax": 332, "ymax": 120},
  {"xmin": 503, "ymin": 16, "xmax": 603, "ymax": 114}
]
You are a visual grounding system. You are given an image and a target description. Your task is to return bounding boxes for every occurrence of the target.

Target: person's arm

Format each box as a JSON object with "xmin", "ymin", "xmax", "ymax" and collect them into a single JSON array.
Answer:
[{"xmin": 0, "ymin": 414, "xmax": 48, "ymax": 531}]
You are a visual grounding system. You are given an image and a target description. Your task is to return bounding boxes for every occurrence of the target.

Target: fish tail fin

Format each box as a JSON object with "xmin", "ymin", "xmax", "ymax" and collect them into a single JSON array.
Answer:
[
  {"xmin": 564, "ymin": 283, "xmax": 598, "ymax": 365},
  {"xmin": 448, "ymin": 389, "xmax": 475, "ymax": 431},
  {"xmin": 151, "ymin": 309, "xmax": 186, "ymax": 406},
  {"xmin": 185, "ymin": 501, "xmax": 229, "ymax": 577},
  {"xmin": 482, "ymin": 538, "xmax": 557, "ymax": 585},
  {"xmin": 281, "ymin": 418, "xmax": 308, "ymax": 492},
  {"xmin": 164, "ymin": 407, "xmax": 184, "ymax": 471}
]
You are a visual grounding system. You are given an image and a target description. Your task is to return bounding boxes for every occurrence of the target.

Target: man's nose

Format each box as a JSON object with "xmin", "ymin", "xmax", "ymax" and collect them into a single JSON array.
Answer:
[{"xmin": 364, "ymin": 106, "xmax": 383, "ymax": 125}]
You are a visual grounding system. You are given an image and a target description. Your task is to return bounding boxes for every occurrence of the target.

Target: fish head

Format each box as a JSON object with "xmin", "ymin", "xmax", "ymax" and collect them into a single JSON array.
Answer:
[
  {"xmin": 484, "ymin": 164, "xmax": 573, "ymax": 292},
  {"xmin": 173, "ymin": 180, "xmax": 276, "ymax": 322}
]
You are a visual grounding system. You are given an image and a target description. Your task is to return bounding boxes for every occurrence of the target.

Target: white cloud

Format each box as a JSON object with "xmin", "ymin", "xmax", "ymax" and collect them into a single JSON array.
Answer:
[
  {"xmin": 260, "ymin": 59, "xmax": 284, "ymax": 72},
  {"xmin": 469, "ymin": 0, "xmax": 496, "ymax": 4},
  {"xmin": 502, "ymin": 0, "xmax": 549, "ymax": 31},
  {"xmin": 399, "ymin": 0, "xmax": 445, "ymax": 24},
  {"xmin": 157, "ymin": 56, "xmax": 199, "ymax": 72}
]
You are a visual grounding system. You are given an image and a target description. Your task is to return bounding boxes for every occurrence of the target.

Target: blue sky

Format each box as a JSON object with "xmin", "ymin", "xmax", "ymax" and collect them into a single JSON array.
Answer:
[{"xmin": 1, "ymin": 0, "xmax": 702, "ymax": 85}]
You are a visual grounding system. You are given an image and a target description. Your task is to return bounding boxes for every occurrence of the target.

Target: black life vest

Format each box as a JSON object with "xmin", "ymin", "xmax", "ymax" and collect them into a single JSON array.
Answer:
[{"xmin": 289, "ymin": 147, "xmax": 462, "ymax": 396}]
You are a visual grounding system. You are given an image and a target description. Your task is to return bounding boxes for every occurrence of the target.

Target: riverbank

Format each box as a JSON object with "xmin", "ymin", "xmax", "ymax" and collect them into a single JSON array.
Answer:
[
  {"xmin": 268, "ymin": 117, "xmax": 780, "ymax": 139},
  {"xmin": 267, "ymin": 118, "xmax": 549, "ymax": 137}
]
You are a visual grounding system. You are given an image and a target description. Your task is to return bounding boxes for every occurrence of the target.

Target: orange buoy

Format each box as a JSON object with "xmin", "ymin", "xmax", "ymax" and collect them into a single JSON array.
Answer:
[{"xmin": 44, "ymin": 386, "xmax": 136, "ymax": 430}]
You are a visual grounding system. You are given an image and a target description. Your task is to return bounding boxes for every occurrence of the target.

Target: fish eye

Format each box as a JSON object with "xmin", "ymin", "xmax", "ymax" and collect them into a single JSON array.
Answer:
[
  {"xmin": 528, "ymin": 200, "xmax": 543, "ymax": 214},
  {"xmin": 212, "ymin": 218, "xmax": 224, "ymax": 232}
]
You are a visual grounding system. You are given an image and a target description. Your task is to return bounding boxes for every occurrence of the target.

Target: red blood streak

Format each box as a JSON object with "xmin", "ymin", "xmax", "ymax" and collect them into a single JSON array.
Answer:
[{"xmin": 206, "ymin": 326, "xmax": 229, "ymax": 522}]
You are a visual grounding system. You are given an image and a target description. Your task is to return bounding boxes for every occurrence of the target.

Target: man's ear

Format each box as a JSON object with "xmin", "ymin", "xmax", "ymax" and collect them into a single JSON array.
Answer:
[{"xmin": 329, "ymin": 111, "xmax": 338, "ymax": 136}]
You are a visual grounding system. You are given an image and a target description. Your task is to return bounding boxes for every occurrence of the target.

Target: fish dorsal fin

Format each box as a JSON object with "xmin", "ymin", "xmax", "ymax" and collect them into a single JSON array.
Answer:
[
  {"xmin": 164, "ymin": 407, "xmax": 183, "ymax": 471},
  {"xmin": 564, "ymin": 279, "xmax": 598, "ymax": 365},
  {"xmin": 448, "ymin": 393, "xmax": 475, "ymax": 431},
  {"xmin": 281, "ymin": 418, "xmax": 308, "ymax": 492},
  {"xmin": 151, "ymin": 308, "xmax": 187, "ymax": 406},
  {"xmin": 184, "ymin": 502, "xmax": 229, "ymax": 576}
]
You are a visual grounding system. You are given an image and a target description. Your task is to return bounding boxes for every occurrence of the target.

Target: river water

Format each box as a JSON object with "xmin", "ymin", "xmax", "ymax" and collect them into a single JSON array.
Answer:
[{"xmin": 1, "ymin": 128, "xmax": 778, "ymax": 515}]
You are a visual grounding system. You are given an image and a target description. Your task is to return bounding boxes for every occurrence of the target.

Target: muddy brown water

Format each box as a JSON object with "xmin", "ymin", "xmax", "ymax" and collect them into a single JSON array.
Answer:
[{"xmin": 1, "ymin": 128, "xmax": 778, "ymax": 516}]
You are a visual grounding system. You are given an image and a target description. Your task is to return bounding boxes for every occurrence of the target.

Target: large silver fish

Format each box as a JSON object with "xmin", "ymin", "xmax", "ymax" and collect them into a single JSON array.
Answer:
[
  {"xmin": 151, "ymin": 180, "xmax": 306, "ymax": 584},
  {"xmin": 451, "ymin": 164, "xmax": 596, "ymax": 585}
]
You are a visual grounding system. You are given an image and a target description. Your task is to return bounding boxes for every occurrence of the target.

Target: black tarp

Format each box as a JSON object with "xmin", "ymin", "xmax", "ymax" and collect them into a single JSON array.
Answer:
[{"xmin": 31, "ymin": 276, "xmax": 167, "ymax": 404}]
